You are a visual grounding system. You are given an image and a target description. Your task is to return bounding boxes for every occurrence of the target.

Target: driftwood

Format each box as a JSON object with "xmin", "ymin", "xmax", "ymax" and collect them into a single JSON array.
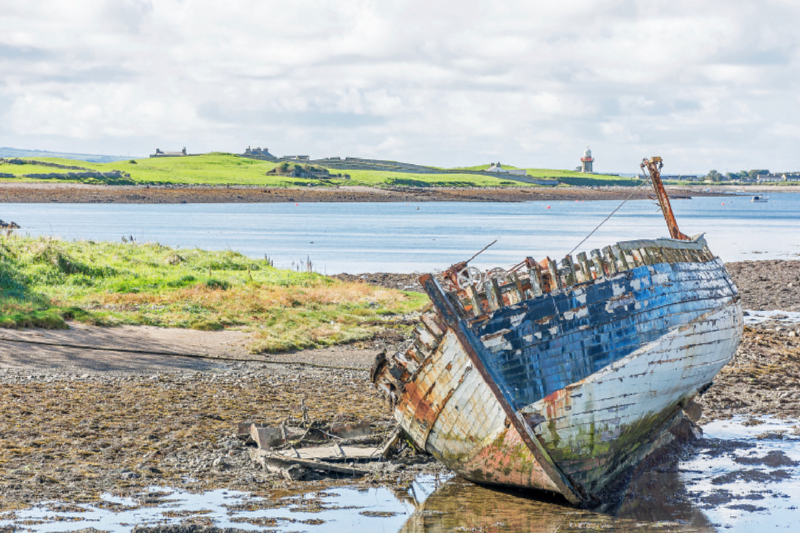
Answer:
[
  {"xmin": 329, "ymin": 420, "xmax": 372, "ymax": 439},
  {"xmin": 237, "ymin": 422, "xmax": 304, "ymax": 449},
  {"xmin": 250, "ymin": 449, "xmax": 370, "ymax": 477},
  {"xmin": 378, "ymin": 427, "xmax": 403, "ymax": 458},
  {"xmin": 271, "ymin": 444, "xmax": 381, "ymax": 462}
]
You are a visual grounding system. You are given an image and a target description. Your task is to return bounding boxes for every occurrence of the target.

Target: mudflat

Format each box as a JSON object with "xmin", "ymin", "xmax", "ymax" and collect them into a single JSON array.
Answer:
[
  {"xmin": 0, "ymin": 183, "xmax": 718, "ymax": 203},
  {"xmin": 0, "ymin": 260, "xmax": 797, "ymax": 511}
]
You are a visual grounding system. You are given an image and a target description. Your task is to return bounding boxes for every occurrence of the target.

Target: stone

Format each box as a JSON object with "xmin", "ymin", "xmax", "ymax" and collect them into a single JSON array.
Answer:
[{"xmin": 329, "ymin": 420, "xmax": 372, "ymax": 439}]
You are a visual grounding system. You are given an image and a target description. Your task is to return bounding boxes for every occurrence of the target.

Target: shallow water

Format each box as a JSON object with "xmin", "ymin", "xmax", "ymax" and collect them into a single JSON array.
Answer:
[
  {"xmin": 742, "ymin": 309, "xmax": 800, "ymax": 325},
  {"xmin": 2, "ymin": 416, "xmax": 798, "ymax": 533},
  {"xmin": 2, "ymin": 193, "xmax": 799, "ymax": 273}
]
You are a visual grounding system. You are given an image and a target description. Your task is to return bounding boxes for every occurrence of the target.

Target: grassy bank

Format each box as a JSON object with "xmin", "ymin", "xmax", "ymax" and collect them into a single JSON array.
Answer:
[
  {"xmin": 0, "ymin": 235, "xmax": 427, "ymax": 353},
  {"xmin": 0, "ymin": 153, "xmax": 621, "ymax": 188}
]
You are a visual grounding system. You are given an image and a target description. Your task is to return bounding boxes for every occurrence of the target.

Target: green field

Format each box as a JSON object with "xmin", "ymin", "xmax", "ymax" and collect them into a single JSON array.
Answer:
[
  {"xmin": 0, "ymin": 235, "xmax": 427, "ymax": 353},
  {"xmin": 0, "ymin": 153, "xmax": 627, "ymax": 187}
]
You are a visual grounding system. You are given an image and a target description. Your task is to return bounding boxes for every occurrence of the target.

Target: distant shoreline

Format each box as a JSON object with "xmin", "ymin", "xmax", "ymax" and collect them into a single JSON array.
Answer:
[{"xmin": 0, "ymin": 183, "xmax": 736, "ymax": 203}]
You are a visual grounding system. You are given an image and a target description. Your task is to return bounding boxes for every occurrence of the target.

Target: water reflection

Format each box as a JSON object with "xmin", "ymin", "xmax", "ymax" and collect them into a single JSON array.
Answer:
[
  {"xmin": 399, "ymin": 474, "xmax": 715, "ymax": 533},
  {"xmin": 399, "ymin": 417, "xmax": 800, "ymax": 532}
]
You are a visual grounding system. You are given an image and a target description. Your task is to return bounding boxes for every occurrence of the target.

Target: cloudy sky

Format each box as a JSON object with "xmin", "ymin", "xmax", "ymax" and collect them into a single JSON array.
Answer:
[{"xmin": 1, "ymin": 0, "xmax": 798, "ymax": 173}]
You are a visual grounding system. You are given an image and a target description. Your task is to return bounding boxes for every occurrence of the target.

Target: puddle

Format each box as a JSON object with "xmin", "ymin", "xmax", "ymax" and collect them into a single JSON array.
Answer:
[
  {"xmin": 0, "ymin": 479, "xmax": 434, "ymax": 532},
  {"xmin": 742, "ymin": 309, "xmax": 800, "ymax": 325},
  {"xmin": 680, "ymin": 417, "xmax": 800, "ymax": 531},
  {"xmin": 2, "ymin": 417, "xmax": 799, "ymax": 533}
]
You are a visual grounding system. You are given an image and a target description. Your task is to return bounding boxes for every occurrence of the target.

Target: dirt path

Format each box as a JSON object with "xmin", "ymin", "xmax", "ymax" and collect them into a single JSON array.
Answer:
[{"xmin": 0, "ymin": 323, "xmax": 379, "ymax": 374}]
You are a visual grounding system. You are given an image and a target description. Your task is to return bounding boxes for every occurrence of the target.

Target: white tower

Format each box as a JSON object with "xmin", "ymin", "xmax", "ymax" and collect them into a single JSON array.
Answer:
[{"xmin": 581, "ymin": 147, "xmax": 594, "ymax": 173}]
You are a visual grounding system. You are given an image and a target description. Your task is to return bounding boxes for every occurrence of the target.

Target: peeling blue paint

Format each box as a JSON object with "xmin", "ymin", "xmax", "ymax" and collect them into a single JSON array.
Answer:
[{"xmin": 472, "ymin": 259, "xmax": 738, "ymax": 411}]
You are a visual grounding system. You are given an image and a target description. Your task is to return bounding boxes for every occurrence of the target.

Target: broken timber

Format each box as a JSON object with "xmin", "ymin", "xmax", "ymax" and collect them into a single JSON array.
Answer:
[
  {"xmin": 250, "ymin": 449, "xmax": 370, "ymax": 477},
  {"xmin": 371, "ymin": 156, "xmax": 743, "ymax": 506}
]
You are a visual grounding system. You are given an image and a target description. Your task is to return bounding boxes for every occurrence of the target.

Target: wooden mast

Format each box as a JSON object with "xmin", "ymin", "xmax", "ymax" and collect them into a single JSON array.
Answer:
[{"xmin": 641, "ymin": 157, "xmax": 690, "ymax": 241}]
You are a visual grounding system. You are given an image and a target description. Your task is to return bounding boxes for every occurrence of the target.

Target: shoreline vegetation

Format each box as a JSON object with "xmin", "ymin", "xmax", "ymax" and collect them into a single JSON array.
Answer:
[
  {"xmin": 0, "ymin": 183, "xmax": 728, "ymax": 203},
  {"xmin": 0, "ymin": 234, "xmax": 427, "ymax": 353}
]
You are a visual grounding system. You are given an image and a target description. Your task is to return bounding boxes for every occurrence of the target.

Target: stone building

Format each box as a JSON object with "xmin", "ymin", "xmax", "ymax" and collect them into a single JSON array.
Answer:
[
  {"xmin": 485, "ymin": 162, "xmax": 527, "ymax": 176},
  {"xmin": 243, "ymin": 146, "xmax": 276, "ymax": 159},
  {"xmin": 151, "ymin": 147, "xmax": 187, "ymax": 158}
]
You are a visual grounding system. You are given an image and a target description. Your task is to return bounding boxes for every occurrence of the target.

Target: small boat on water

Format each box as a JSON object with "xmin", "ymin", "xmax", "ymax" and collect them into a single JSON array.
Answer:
[
  {"xmin": 372, "ymin": 157, "xmax": 742, "ymax": 506},
  {"xmin": 751, "ymin": 195, "xmax": 769, "ymax": 202}
]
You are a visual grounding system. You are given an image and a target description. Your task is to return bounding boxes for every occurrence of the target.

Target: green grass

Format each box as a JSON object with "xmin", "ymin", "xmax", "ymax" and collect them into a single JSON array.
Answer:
[
  {"xmin": 343, "ymin": 169, "xmax": 530, "ymax": 187},
  {"xmin": 0, "ymin": 235, "xmax": 427, "ymax": 353},
  {"xmin": 0, "ymin": 153, "xmax": 307, "ymax": 186},
  {"xmin": 557, "ymin": 176, "xmax": 644, "ymax": 187},
  {"xmin": 523, "ymin": 168, "xmax": 603, "ymax": 179},
  {"xmin": 1, "ymin": 153, "xmax": 622, "ymax": 187}
]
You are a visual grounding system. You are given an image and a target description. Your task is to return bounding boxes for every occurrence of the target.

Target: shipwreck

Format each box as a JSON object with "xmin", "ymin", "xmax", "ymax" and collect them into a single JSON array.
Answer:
[{"xmin": 372, "ymin": 157, "xmax": 743, "ymax": 506}]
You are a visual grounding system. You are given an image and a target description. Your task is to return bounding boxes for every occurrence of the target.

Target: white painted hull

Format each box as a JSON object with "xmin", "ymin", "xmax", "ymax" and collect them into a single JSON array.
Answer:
[{"xmin": 521, "ymin": 303, "xmax": 742, "ymax": 493}]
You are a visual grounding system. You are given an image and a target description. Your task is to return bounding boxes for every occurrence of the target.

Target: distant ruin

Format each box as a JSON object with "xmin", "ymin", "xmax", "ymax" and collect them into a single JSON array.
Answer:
[
  {"xmin": 151, "ymin": 147, "xmax": 187, "ymax": 158},
  {"xmin": 267, "ymin": 162, "xmax": 349, "ymax": 180},
  {"xmin": 485, "ymin": 162, "xmax": 528, "ymax": 176},
  {"xmin": 243, "ymin": 146, "xmax": 276, "ymax": 160}
]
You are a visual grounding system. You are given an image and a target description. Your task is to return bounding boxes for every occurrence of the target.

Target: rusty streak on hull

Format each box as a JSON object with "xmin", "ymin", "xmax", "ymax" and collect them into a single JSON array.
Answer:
[
  {"xmin": 371, "ymin": 235, "xmax": 742, "ymax": 506},
  {"xmin": 420, "ymin": 275, "xmax": 583, "ymax": 504}
]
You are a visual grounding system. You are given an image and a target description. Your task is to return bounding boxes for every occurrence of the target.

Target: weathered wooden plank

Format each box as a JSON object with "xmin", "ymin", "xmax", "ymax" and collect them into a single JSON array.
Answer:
[
  {"xmin": 546, "ymin": 257, "xmax": 561, "ymax": 291},
  {"xmin": 484, "ymin": 279, "xmax": 502, "ymax": 311},
  {"xmin": 527, "ymin": 261, "xmax": 544, "ymax": 297},
  {"xmin": 562, "ymin": 255, "xmax": 577, "ymax": 286},
  {"xmin": 421, "ymin": 312, "xmax": 446, "ymax": 338},
  {"xmin": 271, "ymin": 445, "xmax": 381, "ymax": 461},
  {"xmin": 590, "ymin": 249, "xmax": 604, "ymax": 279},
  {"xmin": 576, "ymin": 252, "xmax": 590, "ymax": 283},
  {"xmin": 466, "ymin": 285, "xmax": 484, "ymax": 318},
  {"xmin": 611, "ymin": 244, "xmax": 628, "ymax": 272},
  {"xmin": 251, "ymin": 449, "xmax": 370, "ymax": 476},
  {"xmin": 509, "ymin": 272, "xmax": 525, "ymax": 304},
  {"xmin": 601, "ymin": 246, "xmax": 617, "ymax": 276}
]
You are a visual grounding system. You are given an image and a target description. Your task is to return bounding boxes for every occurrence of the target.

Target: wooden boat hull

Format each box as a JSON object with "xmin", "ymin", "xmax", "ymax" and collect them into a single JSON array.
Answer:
[{"xmin": 372, "ymin": 236, "xmax": 742, "ymax": 505}]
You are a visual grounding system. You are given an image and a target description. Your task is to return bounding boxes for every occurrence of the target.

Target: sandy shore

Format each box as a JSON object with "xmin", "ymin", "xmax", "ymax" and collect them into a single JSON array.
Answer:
[
  {"xmin": 0, "ymin": 183, "xmax": 723, "ymax": 203},
  {"xmin": 0, "ymin": 260, "xmax": 797, "ymax": 511}
]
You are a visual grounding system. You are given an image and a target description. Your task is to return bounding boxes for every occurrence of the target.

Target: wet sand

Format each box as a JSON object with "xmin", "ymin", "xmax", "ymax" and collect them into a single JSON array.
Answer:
[
  {"xmin": 0, "ymin": 259, "xmax": 798, "ymax": 516},
  {"xmin": 0, "ymin": 183, "xmax": 719, "ymax": 203}
]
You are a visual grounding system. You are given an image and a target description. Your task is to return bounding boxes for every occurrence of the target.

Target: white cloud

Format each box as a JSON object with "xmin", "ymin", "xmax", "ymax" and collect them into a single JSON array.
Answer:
[{"xmin": 0, "ymin": 0, "xmax": 799, "ymax": 172}]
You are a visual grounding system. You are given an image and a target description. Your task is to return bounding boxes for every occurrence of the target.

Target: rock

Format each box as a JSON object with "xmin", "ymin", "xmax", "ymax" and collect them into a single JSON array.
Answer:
[
  {"xmin": 329, "ymin": 420, "xmax": 372, "ymax": 439},
  {"xmin": 132, "ymin": 526, "xmax": 254, "ymax": 533},
  {"xmin": 247, "ymin": 423, "xmax": 303, "ymax": 449}
]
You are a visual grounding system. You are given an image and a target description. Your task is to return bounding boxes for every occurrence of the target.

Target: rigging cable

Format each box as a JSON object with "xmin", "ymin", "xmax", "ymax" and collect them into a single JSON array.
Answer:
[{"xmin": 567, "ymin": 177, "xmax": 651, "ymax": 257}]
